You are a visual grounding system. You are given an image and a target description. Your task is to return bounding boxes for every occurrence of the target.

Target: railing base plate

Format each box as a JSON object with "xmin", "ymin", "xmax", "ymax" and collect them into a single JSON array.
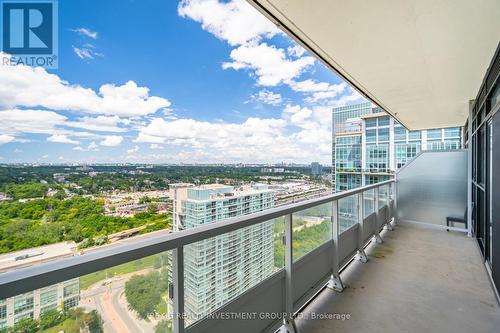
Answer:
[
  {"xmin": 327, "ymin": 275, "xmax": 344, "ymax": 292},
  {"xmin": 355, "ymin": 250, "xmax": 368, "ymax": 263}
]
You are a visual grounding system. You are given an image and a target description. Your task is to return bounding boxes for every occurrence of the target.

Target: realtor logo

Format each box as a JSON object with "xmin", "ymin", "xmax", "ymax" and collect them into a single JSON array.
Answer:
[{"xmin": 1, "ymin": 0, "xmax": 58, "ymax": 68}]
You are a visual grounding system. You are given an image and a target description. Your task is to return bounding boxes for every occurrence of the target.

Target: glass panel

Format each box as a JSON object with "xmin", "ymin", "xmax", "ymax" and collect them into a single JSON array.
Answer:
[
  {"xmin": 377, "ymin": 128, "xmax": 389, "ymax": 142},
  {"xmin": 378, "ymin": 186, "xmax": 388, "ymax": 208},
  {"xmin": 394, "ymin": 127, "xmax": 407, "ymax": 141},
  {"xmin": 0, "ymin": 251, "xmax": 173, "ymax": 333},
  {"xmin": 184, "ymin": 218, "xmax": 284, "ymax": 326},
  {"xmin": 377, "ymin": 116, "xmax": 390, "ymax": 126},
  {"xmin": 292, "ymin": 203, "xmax": 332, "ymax": 262},
  {"xmin": 408, "ymin": 131, "xmax": 421, "ymax": 141},
  {"xmin": 426, "ymin": 129, "xmax": 442, "ymax": 140},
  {"xmin": 365, "ymin": 129, "xmax": 376, "ymax": 143},
  {"xmin": 338, "ymin": 194, "xmax": 359, "ymax": 233},
  {"xmin": 444, "ymin": 127, "xmax": 461, "ymax": 138},
  {"xmin": 365, "ymin": 118, "xmax": 377, "ymax": 128},
  {"xmin": 363, "ymin": 189, "xmax": 375, "ymax": 218}
]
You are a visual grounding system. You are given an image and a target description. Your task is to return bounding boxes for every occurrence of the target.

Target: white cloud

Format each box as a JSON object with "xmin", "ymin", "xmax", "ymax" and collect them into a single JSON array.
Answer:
[
  {"xmin": 134, "ymin": 115, "xmax": 333, "ymax": 163},
  {"xmin": 71, "ymin": 28, "xmax": 98, "ymax": 39},
  {"xmin": 0, "ymin": 109, "xmax": 67, "ymax": 135},
  {"xmin": 178, "ymin": 0, "xmax": 279, "ymax": 46},
  {"xmin": 223, "ymin": 43, "xmax": 315, "ymax": 86},
  {"xmin": 0, "ymin": 134, "xmax": 15, "ymax": 145},
  {"xmin": 287, "ymin": 45, "xmax": 306, "ymax": 58},
  {"xmin": 66, "ymin": 116, "xmax": 128, "ymax": 133},
  {"xmin": 251, "ymin": 90, "xmax": 282, "ymax": 105},
  {"xmin": 47, "ymin": 134, "xmax": 80, "ymax": 145},
  {"xmin": 73, "ymin": 45, "xmax": 103, "ymax": 60},
  {"xmin": 149, "ymin": 144, "xmax": 163, "ymax": 149},
  {"xmin": 288, "ymin": 80, "xmax": 348, "ymax": 102},
  {"xmin": 73, "ymin": 141, "xmax": 99, "ymax": 152},
  {"xmin": 100, "ymin": 135, "xmax": 123, "ymax": 147},
  {"xmin": 127, "ymin": 145, "xmax": 140, "ymax": 154},
  {"xmin": 0, "ymin": 64, "xmax": 171, "ymax": 117}
]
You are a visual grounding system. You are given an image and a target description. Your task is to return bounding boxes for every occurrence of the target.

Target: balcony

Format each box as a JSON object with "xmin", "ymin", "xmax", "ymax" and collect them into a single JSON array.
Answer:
[{"xmin": 1, "ymin": 149, "xmax": 498, "ymax": 332}]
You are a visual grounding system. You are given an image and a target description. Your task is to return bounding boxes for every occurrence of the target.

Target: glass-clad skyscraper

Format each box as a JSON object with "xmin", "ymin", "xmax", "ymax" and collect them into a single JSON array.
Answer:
[
  {"xmin": 332, "ymin": 103, "xmax": 462, "ymax": 192},
  {"xmin": 178, "ymin": 184, "xmax": 276, "ymax": 323}
]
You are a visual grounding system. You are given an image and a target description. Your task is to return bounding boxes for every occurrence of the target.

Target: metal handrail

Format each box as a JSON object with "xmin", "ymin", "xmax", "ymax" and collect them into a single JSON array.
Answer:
[{"xmin": 0, "ymin": 180, "xmax": 394, "ymax": 300}]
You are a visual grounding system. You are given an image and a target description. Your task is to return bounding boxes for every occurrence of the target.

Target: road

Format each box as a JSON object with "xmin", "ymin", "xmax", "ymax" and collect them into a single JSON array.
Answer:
[{"xmin": 80, "ymin": 270, "xmax": 157, "ymax": 333}]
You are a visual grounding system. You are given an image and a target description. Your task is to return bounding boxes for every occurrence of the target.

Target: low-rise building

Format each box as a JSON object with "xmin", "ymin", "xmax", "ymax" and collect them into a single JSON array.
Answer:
[{"xmin": 0, "ymin": 243, "xmax": 80, "ymax": 328}]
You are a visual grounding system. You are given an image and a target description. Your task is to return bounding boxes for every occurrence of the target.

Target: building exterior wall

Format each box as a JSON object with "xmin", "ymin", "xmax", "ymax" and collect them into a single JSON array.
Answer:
[
  {"xmin": 332, "ymin": 103, "xmax": 462, "ymax": 193},
  {"xmin": 0, "ymin": 278, "xmax": 79, "ymax": 328},
  {"xmin": 180, "ymin": 185, "xmax": 276, "ymax": 323}
]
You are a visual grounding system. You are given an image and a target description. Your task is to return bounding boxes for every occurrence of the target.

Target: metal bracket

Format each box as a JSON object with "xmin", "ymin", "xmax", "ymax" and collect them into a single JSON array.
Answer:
[
  {"xmin": 373, "ymin": 233, "xmax": 383, "ymax": 244},
  {"xmin": 384, "ymin": 221, "xmax": 394, "ymax": 231},
  {"xmin": 355, "ymin": 249, "xmax": 368, "ymax": 263},
  {"xmin": 280, "ymin": 318, "xmax": 298, "ymax": 333},
  {"xmin": 327, "ymin": 274, "xmax": 344, "ymax": 292}
]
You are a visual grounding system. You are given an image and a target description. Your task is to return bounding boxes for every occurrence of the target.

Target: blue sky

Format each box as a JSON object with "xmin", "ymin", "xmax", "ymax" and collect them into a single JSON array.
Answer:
[{"xmin": 0, "ymin": 0, "xmax": 365, "ymax": 164}]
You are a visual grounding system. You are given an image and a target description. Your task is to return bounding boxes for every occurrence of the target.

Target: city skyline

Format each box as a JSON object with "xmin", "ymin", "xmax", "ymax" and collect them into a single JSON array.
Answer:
[{"xmin": 0, "ymin": 0, "xmax": 363, "ymax": 165}]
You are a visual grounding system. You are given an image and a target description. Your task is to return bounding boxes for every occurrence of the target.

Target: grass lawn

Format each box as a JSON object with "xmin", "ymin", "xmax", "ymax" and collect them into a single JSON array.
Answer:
[
  {"xmin": 80, "ymin": 255, "xmax": 156, "ymax": 290},
  {"xmin": 38, "ymin": 318, "xmax": 79, "ymax": 333}
]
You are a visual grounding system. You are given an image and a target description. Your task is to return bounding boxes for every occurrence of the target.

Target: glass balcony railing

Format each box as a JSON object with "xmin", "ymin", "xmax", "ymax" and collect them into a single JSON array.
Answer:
[{"xmin": 0, "ymin": 180, "xmax": 395, "ymax": 333}]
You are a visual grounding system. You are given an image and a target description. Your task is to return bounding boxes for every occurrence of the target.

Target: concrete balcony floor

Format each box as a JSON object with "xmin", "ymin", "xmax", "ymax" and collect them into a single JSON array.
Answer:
[{"xmin": 296, "ymin": 222, "xmax": 500, "ymax": 333}]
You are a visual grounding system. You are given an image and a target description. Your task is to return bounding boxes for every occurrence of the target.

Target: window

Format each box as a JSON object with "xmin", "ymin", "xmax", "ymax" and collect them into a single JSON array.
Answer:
[
  {"xmin": 394, "ymin": 127, "xmax": 407, "ymax": 141},
  {"xmin": 408, "ymin": 131, "xmax": 421, "ymax": 141},
  {"xmin": 444, "ymin": 127, "xmax": 461, "ymax": 138},
  {"xmin": 63, "ymin": 296, "xmax": 80, "ymax": 311},
  {"xmin": 63, "ymin": 281, "xmax": 79, "ymax": 298},
  {"xmin": 40, "ymin": 288, "xmax": 58, "ymax": 307},
  {"xmin": 377, "ymin": 128, "xmax": 389, "ymax": 142},
  {"xmin": 366, "ymin": 144, "xmax": 389, "ymax": 172},
  {"xmin": 0, "ymin": 303, "xmax": 6, "ymax": 320},
  {"xmin": 426, "ymin": 129, "xmax": 442, "ymax": 140},
  {"xmin": 14, "ymin": 293, "xmax": 34, "ymax": 314},
  {"xmin": 365, "ymin": 129, "xmax": 376, "ymax": 143},
  {"xmin": 377, "ymin": 116, "xmax": 390, "ymax": 126},
  {"xmin": 365, "ymin": 118, "xmax": 377, "ymax": 128}
]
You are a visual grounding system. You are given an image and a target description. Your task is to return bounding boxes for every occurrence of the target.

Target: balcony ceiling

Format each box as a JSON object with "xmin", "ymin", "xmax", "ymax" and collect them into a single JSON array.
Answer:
[{"xmin": 248, "ymin": 0, "xmax": 500, "ymax": 130}]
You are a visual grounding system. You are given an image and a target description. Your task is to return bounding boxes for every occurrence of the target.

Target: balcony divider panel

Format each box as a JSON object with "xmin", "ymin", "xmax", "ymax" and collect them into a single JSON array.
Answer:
[
  {"xmin": 184, "ymin": 270, "xmax": 285, "ymax": 333},
  {"xmin": 363, "ymin": 213, "xmax": 378, "ymax": 243},
  {"xmin": 291, "ymin": 241, "xmax": 333, "ymax": 309},
  {"xmin": 339, "ymin": 224, "xmax": 360, "ymax": 267}
]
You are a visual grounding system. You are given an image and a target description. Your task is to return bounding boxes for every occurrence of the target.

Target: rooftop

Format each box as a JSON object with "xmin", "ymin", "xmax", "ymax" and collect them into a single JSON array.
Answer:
[{"xmin": 0, "ymin": 242, "xmax": 77, "ymax": 273}]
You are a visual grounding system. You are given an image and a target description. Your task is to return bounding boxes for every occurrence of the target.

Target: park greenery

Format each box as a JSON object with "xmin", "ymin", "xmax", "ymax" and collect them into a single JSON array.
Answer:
[
  {"xmin": 0, "ymin": 308, "xmax": 103, "ymax": 333},
  {"xmin": 124, "ymin": 269, "xmax": 170, "ymax": 320},
  {"xmin": 0, "ymin": 164, "xmax": 321, "ymax": 195},
  {"xmin": 0, "ymin": 196, "xmax": 171, "ymax": 254}
]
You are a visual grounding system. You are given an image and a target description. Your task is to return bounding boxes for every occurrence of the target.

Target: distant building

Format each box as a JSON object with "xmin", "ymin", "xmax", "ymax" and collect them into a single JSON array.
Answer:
[
  {"xmin": 0, "ymin": 243, "xmax": 80, "ymax": 328},
  {"xmin": 332, "ymin": 102, "xmax": 462, "ymax": 192},
  {"xmin": 174, "ymin": 184, "xmax": 275, "ymax": 323},
  {"xmin": 311, "ymin": 162, "xmax": 323, "ymax": 176},
  {"xmin": 260, "ymin": 167, "xmax": 285, "ymax": 173}
]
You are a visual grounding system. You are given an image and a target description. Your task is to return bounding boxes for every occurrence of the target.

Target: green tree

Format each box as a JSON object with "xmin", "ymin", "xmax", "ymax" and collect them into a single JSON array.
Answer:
[
  {"xmin": 155, "ymin": 320, "xmax": 173, "ymax": 333},
  {"xmin": 125, "ymin": 272, "xmax": 168, "ymax": 320},
  {"xmin": 87, "ymin": 310, "xmax": 104, "ymax": 333},
  {"xmin": 39, "ymin": 309, "xmax": 65, "ymax": 330},
  {"xmin": 11, "ymin": 318, "xmax": 38, "ymax": 333}
]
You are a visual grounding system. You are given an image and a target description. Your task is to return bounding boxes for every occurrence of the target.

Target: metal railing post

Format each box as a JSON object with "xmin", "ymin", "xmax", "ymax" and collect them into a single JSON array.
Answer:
[
  {"xmin": 173, "ymin": 247, "xmax": 185, "ymax": 333},
  {"xmin": 281, "ymin": 213, "xmax": 297, "ymax": 333},
  {"xmin": 373, "ymin": 188, "xmax": 383, "ymax": 243},
  {"xmin": 393, "ymin": 180, "xmax": 398, "ymax": 225},
  {"xmin": 328, "ymin": 200, "xmax": 343, "ymax": 292},
  {"xmin": 355, "ymin": 193, "xmax": 368, "ymax": 262},
  {"xmin": 384, "ymin": 185, "xmax": 394, "ymax": 231}
]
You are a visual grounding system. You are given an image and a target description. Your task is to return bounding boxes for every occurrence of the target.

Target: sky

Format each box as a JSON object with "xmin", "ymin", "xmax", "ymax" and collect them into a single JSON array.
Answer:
[{"xmin": 0, "ymin": 0, "xmax": 366, "ymax": 165}]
